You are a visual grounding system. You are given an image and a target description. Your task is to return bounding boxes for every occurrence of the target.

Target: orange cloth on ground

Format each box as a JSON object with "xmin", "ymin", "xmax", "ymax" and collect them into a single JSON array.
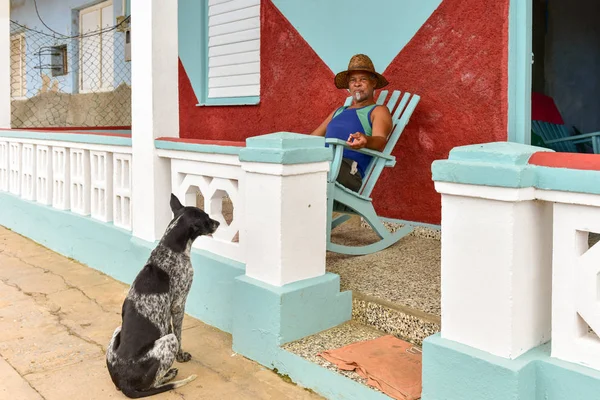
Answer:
[{"xmin": 318, "ymin": 335, "xmax": 422, "ymax": 400}]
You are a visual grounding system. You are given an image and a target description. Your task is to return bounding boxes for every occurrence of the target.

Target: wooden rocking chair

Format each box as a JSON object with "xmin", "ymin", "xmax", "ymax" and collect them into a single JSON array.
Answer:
[
  {"xmin": 532, "ymin": 120, "xmax": 600, "ymax": 153},
  {"xmin": 326, "ymin": 89, "xmax": 420, "ymax": 255}
]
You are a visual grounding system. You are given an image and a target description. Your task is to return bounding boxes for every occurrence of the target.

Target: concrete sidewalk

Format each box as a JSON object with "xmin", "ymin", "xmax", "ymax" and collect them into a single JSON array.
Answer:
[{"xmin": 0, "ymin": 226, "xmax": 322, "ymax": 400}]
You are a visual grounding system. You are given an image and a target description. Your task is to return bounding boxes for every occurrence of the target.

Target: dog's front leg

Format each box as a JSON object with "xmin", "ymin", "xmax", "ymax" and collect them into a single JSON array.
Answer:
[{"xmin": 172, "ymin": 302, "xmax": 191, "ymax": 362}]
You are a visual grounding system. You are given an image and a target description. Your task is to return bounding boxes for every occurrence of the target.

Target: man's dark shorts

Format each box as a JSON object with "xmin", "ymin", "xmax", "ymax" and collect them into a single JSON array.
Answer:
[{"xmin": 336, "ymin": 158, "xmax": 362, "ymax": 192}]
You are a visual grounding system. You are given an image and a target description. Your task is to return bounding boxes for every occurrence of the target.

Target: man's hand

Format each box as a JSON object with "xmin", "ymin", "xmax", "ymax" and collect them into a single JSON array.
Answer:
[{"xmin": 347, "ymin": 132, "xmax": 367, "ymax": 149}]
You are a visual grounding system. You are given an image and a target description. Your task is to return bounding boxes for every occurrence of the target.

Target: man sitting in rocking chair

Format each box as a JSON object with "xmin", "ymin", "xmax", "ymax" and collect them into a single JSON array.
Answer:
[{"xmin": 311, "ymin": 54, "xmax": 393, "ymax": 192}]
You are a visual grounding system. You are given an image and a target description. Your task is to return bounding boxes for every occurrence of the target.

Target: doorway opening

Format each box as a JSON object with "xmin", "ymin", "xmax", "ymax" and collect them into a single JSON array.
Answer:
[{"xmin": 531, "ymin": 0, "xmax": 600, "ymax": 152}]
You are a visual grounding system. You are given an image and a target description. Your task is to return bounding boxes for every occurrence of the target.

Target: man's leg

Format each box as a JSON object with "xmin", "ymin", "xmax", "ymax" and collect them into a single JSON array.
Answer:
[{"xmin": 336, "ymin": 158, "xmax": 362, "ymax": 192}]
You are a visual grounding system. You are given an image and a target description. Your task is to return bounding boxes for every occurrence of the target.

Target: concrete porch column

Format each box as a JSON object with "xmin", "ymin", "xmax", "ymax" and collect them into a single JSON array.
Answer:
[
  {"xmin": 231, "ymin": 132, "xmax": 352, "ymax": 369},
  {"xmin": 239, "ymin": 132, "xmax": 333, "ymax": 287},
  {"xmin": 130, "ymin": 0, "xmax": 179, "ymax": 242},
  {"xmin": 431, "ymin": 142, "xmax": 554, "ymax": 360},
  {"xmin": 0, "ymin": 0, "xmax": 10, "ymax": 128},
  {"xmin": 423, "ymin": 143, "xmax": 600, "ymax": 400}
]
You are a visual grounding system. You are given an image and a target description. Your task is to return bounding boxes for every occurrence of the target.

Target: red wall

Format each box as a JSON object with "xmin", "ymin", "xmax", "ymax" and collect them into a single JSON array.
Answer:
[{"xmin": 178, "ymin": 0, "xmax": 509, "ymax": 225}]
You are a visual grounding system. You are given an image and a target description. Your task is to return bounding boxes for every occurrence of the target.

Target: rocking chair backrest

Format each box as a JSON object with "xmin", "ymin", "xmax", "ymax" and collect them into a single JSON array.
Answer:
[
  {"xmin": 342, "ymin": 90, "xmax": 420, "ymax": 197},
  {"xmin": 531, "ymin": 120, "xmax": 578, "ymax": 153}
]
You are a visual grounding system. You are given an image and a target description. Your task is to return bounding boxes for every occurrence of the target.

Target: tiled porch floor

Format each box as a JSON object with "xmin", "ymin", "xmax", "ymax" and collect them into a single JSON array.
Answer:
[{"xmin": 283, "ymin": 321, "xmax": 386, "ymax": 390}]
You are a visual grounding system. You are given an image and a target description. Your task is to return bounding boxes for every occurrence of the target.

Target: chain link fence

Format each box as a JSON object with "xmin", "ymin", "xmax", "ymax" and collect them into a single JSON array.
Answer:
[{"xmin": 10, "ymin": 19, "xmax": 131, "ymax": 129}]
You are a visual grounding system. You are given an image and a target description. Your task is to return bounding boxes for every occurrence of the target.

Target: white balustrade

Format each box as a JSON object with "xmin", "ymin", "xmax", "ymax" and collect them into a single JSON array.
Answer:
[
  {"xmin": 157, "ymin": 132, "xmax": 331, "ymax": 287},
  {"xmin": 159, "ymin": 150, "xmax": 245, "ymax": 263},
  {"xmin": 0, "ymin": 136, "xmax": 133, "ymax": 230},
  {"xmin": 551, "ymin": 199, "xmax": 600, "ymax": 371}
]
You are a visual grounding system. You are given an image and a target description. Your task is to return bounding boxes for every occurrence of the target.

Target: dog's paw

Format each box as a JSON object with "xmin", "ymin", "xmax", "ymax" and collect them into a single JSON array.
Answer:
[
  {"xmin": 176, "ymin": 351, "xmax": 192, "ymax": 362},
  {"xmin": 164, "ymin": 368, "xmax": 178, "ymax": 382}
]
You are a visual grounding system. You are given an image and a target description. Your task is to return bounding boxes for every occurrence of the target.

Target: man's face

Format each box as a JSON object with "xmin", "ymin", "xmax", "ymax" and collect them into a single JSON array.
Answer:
[{"xmin": 348, "ymin": 71, "xmax": 376, "ymax": 102}]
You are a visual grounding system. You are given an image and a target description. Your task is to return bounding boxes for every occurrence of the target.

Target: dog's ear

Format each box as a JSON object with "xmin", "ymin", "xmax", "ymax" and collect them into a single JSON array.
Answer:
[{"xmin": 170, "ymin": 193, "xmax": 184, "ymax": 213}]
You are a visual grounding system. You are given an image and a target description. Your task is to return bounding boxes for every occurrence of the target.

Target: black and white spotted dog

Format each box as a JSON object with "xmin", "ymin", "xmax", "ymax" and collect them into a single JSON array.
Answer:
[{"xmin": 106, "ymin": 194, "xmax": 220, "ymax": 398}]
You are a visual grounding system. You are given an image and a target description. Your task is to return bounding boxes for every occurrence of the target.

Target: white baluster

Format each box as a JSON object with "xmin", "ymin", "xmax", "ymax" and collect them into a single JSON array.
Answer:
[
  {"xmin": 113, "ymin": 153, "xmax": 132, "ymax": 230},
  {"xmin": 36, "ymin": 145, "xmax": 52, "ymax": 205},
  {"xmin": 69, "ymin": 149, "xmax": 91, "ymax": 216},
  {"xmin": 52, "ymin": 147, "xmax": 70, "ymax": 210},
  {"xmin": 90, "ymin": 151, "xmax": 113, "ymax": 222},
  {"xmin": 21, "ymin": 144, "xmax": 36, "ymax": 201},
  {"xmin": 205, "ymin": 177, "xmax": 239, "ymax": 242},
  {"xmin": 8, "ymin": 142, "xmax": 21, "ymax": 196}
]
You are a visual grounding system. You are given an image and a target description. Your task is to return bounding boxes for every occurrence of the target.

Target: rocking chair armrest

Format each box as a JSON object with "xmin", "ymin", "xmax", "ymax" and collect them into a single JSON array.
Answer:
[
  {"xmin": 325, "ymin": 138, "xmax": 395, "ymax": 161},
  {"xmin": 545, "ymin": 131, "xmax": 600, "ymax": 144}
]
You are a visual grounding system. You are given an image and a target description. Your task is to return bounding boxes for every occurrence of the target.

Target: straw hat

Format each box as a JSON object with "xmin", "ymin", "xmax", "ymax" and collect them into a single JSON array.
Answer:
[{"xmin": 334, "ymin": 54, "xmax": 389, "ymax": 90}]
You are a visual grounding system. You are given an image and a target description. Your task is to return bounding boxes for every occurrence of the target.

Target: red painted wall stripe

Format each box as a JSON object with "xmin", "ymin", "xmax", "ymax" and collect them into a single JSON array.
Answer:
[{"xmin": 529, "ymin": 152, "xmax": 600, "ymax": 171}]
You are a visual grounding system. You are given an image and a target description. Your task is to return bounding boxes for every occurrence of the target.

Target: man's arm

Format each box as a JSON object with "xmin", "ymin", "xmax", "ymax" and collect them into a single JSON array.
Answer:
[
  {"xmin": 348, "ymin": 105, "xmax": 392, "ymax": 151},
  {"xmin": 367, "ymin": 105, "xmax": 393, "ymax": 151},
  {"xmin": 311, "ymin": 109, "xmax": 335, "ymax": 136}
]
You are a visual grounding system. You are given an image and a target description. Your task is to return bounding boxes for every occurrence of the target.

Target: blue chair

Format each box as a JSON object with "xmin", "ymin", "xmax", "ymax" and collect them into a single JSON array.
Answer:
[{"xmin": 532, "ymin": 120, "xmax": 600, "ymax": 153}]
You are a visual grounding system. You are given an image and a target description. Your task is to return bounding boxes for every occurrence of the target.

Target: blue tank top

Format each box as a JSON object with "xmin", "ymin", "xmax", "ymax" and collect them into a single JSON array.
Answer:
[{"xmin": 325, "ymin": 104, "xmax": 377, "ymax": 178}]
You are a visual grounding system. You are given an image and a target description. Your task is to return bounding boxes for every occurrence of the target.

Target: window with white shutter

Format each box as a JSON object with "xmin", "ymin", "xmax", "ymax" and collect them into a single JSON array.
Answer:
[
  {"xmin": 79, "ymin": 0, "xmax": 115, "ymax": 92},
  {"xmin": 206, "ymin": 0, "xmax": 260, "ymax": 103}
]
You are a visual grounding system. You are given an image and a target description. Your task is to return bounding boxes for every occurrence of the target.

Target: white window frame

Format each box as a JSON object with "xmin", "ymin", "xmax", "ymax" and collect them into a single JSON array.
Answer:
[
  {"xmin": 79, "ymin": 0, "xmax": 114, "ymax": 93},
  {"xmin": 10, "ymin": 32, "xmax": 27, "ymax": 100},
  {"xmin": 121, "ymin": 0, "xmax": 130, "ymax": 16}
]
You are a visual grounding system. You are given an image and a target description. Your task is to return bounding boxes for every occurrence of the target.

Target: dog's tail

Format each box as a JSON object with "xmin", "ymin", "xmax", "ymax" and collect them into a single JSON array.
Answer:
[{"xmin": 120, "ymin": 374, "xmax": 198, "ymax": 398}]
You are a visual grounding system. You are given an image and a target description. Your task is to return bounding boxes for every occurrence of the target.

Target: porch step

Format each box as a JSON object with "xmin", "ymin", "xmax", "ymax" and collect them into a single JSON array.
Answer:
[
  {"xmin": 327, "ymin": 214, "xmax": 441, "ymax": 346},
  {"xmin": 281, "ymin": 320, "xmax": 389, "ymax": 392},
  {"xmin": 352, "ymin": 291, "xmax": 440, "ymax": 347}
]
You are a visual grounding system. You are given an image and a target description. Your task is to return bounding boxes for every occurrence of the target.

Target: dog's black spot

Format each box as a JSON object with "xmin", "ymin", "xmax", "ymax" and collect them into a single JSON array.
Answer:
[
  {"xmin": 132, "ymin": 264, "xmax": 170, "ymax": 294},
  {"xmin": 162, "ymin": 224, "xmax": 188, "ymax": 253},
  {"xmin": 117, "ymin": 300, "xmax": 162, "ymax": 360},
  {"xmin": 128, "ymin": 358, "xmax": 160, "ymax": 388},
  {"xmin": 162, "ymin": 207, "xmax": 219, "ymax": 253},
  {"xmin": 119, "ymin": 358, "xmax": 162, "ymax": 398}
]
